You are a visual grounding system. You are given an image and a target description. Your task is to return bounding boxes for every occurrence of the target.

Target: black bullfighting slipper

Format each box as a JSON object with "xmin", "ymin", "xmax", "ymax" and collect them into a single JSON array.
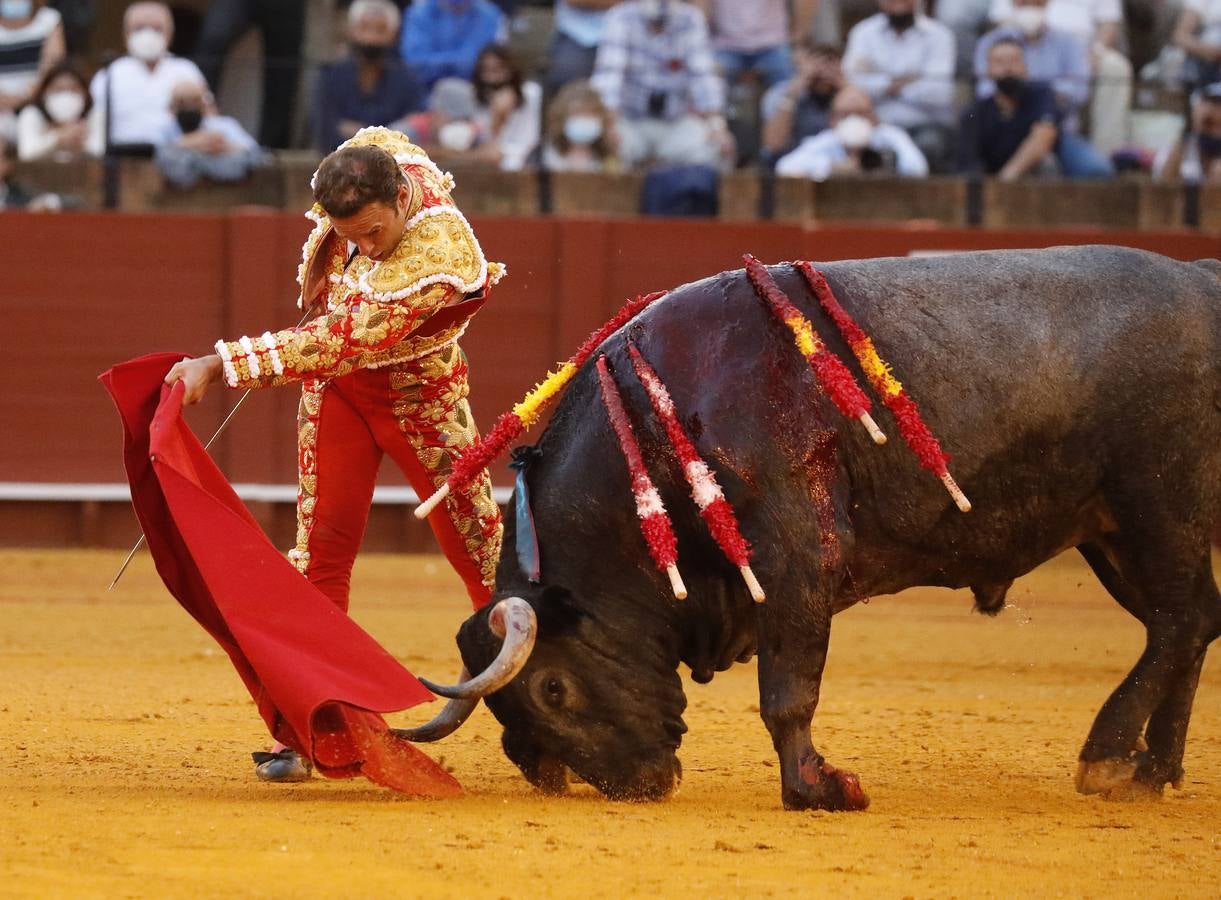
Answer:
[{"xmin": 251, "ymin": 749, "xmax": 313, "ymax": 783}]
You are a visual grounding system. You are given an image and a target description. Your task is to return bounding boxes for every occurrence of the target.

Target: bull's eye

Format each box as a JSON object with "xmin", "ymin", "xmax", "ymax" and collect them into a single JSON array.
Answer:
[{"xmin": 531, "ymin": 671, "xmax": 568, "ymax": 708}]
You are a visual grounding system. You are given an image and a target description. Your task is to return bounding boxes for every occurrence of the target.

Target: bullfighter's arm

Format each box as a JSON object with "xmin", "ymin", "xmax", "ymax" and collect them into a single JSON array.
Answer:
[{"xmin": 213, "ymin": 283, "xmax": 455, "ymax": 391}]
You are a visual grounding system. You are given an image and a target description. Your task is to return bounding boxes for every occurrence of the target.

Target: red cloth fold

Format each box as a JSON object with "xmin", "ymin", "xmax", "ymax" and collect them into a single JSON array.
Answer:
[{"xmin": 100, "ymin": 353, "xmax": 461, "ymax": 798}]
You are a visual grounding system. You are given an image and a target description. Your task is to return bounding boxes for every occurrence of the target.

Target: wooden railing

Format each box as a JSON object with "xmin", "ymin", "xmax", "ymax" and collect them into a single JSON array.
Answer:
[{"xmin": 11, "ymin": 155, "xmax": 1220, "ymax": 232}]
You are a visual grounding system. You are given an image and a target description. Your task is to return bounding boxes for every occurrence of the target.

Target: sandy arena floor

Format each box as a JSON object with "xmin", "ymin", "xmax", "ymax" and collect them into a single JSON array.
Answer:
[{"xmin": 1, "ymin": 549, "xmax": 1218, "ymax": 898}]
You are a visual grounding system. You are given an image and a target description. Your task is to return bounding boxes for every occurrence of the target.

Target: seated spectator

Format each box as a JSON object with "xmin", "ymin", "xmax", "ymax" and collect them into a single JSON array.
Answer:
[
  {"xmin": 591, "ymin": 0, "xmax": 731, "ymax": 169},
  {"xmin": 0, "ymin": 1, "xmax": 65, "ymax": 140},
  {"xmin": 694, "ymin": 0, "xmax": 819, "ymax": 89},
  {"xmin": 470, "ymin": 44, "xmax": 541, "ymax": 171},
  {"xmin": 406, "ymin": 77, "xmax": 484, "ymax": 157},
  {"xmin": 775, "ymin": 84, "xmax": 929, "ymax": 179},
  {"xmin": 90, "ymin": 2, "xmax": 206, "ymax": 151},
  {"xmin": 400, "ymin": 0, "xmax": 506, "ymax": 90},
  {"xmin": 1153, "ymin": 81, "xmax": 1221, "ymax": 183},
  {"xmin": 194, "ymin": 0, "xmax": 306, "ymax": 149},
  {"xmin": 542, "ymin": 79, "xmax": 620, "ymax": 171},
  {"xmin": 843, "ymin": 0, "xmax": 957, "ymax": 171},
  {"xmin": 974, "ymin": 0, "xmax": 1090, "ymax": 120},
  {"xmin": 17, "ymin": 61, "xmax": 102, "ymax": 160},
  {"xmin": 155, "ymin": 78, "xmax": 264, "ymax": 188},
  {"xmin": 761, "ymin": 40, "xmax": 842, "ymax": 162},
  {"xmin": 990, "ymin": 0, "xmax": 1131, "ymax": 155},
  {"xmin": 960, "ymin": 36, "xmax": 1111, "ymax": 178},
  {"xmin": 549, "ymin": 0, "xmax": 620, "ymax": 93},
  {"xmin": 1173, "ymin": 0, "xmax": 1221, "ymax": 88},
  {"xmin": 313, "ymin": 0, "xmax": 425, "ymax": 153}
]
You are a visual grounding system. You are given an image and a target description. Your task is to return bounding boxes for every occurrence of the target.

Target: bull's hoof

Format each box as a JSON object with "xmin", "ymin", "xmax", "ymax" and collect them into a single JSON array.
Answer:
[
  {"xmin": 782, "ymin": 757, "xmax": 870, "ymax": 812},
  {"xmin": 1075, "ymin": 759, "xmax": 1163, "ymax": 802}
]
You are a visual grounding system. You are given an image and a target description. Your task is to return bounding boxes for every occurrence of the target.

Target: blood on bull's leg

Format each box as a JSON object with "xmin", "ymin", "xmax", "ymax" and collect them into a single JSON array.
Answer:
[{"xmin": 755, "ymin": 586, "xmax": 869, "ymax": 812}]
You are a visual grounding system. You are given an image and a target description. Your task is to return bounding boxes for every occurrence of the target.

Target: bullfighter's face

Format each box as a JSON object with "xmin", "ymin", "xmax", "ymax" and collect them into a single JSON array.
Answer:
[{"xmin": 457, "ymin": 585, "xmax": 688, "ymax": 801}]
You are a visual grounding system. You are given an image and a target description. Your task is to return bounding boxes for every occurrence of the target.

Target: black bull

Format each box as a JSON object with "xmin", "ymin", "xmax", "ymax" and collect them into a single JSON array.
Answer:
[{"xmin": 452, "ymin": 245, "xmax": 1221, "ymax": 810}]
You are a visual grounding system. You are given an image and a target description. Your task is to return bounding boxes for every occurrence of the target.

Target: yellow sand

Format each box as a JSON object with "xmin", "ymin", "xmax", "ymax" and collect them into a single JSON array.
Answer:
[{"xmin": 1, "ymin": 549, "xmax": 1218, "ymax": 898}]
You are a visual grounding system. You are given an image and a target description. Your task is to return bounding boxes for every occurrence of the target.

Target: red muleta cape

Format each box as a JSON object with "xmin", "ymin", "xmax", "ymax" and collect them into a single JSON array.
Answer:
[{"xmin": 100, "ymin": 352, "xmax": 461, "ymax": 798}]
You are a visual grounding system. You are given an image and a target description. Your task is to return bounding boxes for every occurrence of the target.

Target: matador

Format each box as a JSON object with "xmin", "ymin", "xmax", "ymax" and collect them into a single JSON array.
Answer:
[{"xmin": 165, "ymin": 127, "xmax": 504, "ymax": 782}]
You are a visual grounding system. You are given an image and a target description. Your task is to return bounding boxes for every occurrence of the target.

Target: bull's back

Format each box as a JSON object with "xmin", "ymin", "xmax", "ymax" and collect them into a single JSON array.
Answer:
[{"xmin": 631, "ymin": 245, "xmax": 1220, "ymax": 593}]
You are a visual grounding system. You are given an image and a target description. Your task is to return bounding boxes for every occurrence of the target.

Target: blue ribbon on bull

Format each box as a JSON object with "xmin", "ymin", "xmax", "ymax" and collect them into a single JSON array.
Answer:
[{"xmin": 508, "ymin": 446, "xmax": 543, "ymax": 583}]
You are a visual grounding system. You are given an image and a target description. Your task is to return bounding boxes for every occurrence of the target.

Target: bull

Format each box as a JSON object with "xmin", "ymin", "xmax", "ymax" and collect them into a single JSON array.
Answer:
[{"xmin": 407, "ymin": 245, "xmax": 1221, "ymax": 811}]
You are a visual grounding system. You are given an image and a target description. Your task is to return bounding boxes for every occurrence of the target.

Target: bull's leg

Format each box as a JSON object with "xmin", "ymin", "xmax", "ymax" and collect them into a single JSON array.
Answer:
[
  {"xmin": 1139, "ymin": 570, "xmax": 1220, "ymax": 790},
  {"xmin": 755, "ymin": 594, "xmax": 869, "ymax": 812},
  {"xmin": 1077, "ymin": 533, "xmax": 1218, "ymax": 798}
]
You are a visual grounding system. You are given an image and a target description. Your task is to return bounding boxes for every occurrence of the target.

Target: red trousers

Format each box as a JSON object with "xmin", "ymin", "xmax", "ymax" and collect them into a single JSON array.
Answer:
[{"xmin": 288, "ymin": 345, "xmax": 502, "ymax": 611}]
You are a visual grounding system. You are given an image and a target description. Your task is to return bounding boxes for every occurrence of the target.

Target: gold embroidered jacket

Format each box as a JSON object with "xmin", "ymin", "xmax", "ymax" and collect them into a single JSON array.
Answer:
[{"xmin": 214, "ymin": 127, "xmax": 504, "ymax": 390}]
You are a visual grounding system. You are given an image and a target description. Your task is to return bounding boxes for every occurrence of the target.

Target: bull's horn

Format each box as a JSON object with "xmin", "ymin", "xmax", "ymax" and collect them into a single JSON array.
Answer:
[
  {"xmin": 393, "ymin": 672, "xmax": 480, "ymax": 742},
  {"xmin": 420, "ymin": 597, "xmax": 536, "ymax": 699}
]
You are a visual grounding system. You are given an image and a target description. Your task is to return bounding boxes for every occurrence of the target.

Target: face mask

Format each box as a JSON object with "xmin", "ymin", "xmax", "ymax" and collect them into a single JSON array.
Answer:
[
  {"xmin": 834, "ymin": 114, "xmax": 874, "ymax": 149},
  {"xmin": 886, "ymin": 12, "xmax": 915, "ymax": 30},
  {"xmin": 1012, "ymin": 6, "xmax": 1046, "ymax": 37},
  {"xmin": 127, "ymin": 27, "xmax": 168, "ymax": 62},
  {"xmin": 176, "ymin": 108, "xmax": 203, "ymax": 133},
  {"xmin": 354, "ymin": 43, "xmax": 387, "ymax": 63},
  {"xmin": 45, "ymin": 90, "xmax": 85, "ymax": 124},
  {"xmin": 0, "ymin": 0, "xmax": 32, "ymax": 19},
  {"xmin": 563, "ymin": 115, "xmax": 603, "ymax": 145},
  {"xmin": 1199, "ymin": 133, "xmax": 1221, "ymax": 157},
  {"xmin": 438, "ymin": 120, "xmax": 476, "ymax": 151},
  {"xmin": 994, "ymin": 75, "xmax": 1025, "ymax": 98}
]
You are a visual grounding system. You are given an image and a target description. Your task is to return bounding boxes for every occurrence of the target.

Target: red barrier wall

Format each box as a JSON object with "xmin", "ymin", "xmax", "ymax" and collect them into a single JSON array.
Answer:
[{"xmin": 3, "ymin": 211, "xmax": 1218, "ymax": 547}]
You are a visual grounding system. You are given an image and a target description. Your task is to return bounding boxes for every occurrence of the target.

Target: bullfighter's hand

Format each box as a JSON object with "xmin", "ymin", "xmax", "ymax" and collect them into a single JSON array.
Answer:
[{"xmin": 165, "ymin": 355, "xmax": 223, "ymax": 405}]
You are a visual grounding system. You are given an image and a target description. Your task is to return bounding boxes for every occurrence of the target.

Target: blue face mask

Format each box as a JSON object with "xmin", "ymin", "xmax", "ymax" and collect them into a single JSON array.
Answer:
[
  {"xmin": 1199, "ymin": 133, "xmax": 1221, "ymax": 158},
  {"xmin": 563, "ymin": 115, "xmax": 603, "ymax": 145},
  {"xmin": 0, "ymin": 0, "xmax": 33, "ymax": 19}
]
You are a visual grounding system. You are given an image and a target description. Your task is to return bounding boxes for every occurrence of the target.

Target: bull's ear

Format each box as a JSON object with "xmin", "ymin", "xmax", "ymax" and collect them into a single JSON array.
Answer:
[{"xmin": 533, "ymin": 585, "xmax": 586, "ymax": 636}]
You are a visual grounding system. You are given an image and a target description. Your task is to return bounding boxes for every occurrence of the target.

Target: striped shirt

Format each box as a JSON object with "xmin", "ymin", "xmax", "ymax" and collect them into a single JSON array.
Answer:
[
  {"xmin": 592, "ymin": 1, "xmax": 724, "ymax": 121},
  {"xmin": 0, "ymin": 7, "xmax": 59, "ymax": 99}
]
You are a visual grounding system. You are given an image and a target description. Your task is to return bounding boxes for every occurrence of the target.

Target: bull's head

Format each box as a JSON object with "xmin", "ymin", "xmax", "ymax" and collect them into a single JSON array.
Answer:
[{"xmin": 445, "ymin": 584, "xmax": 687, "ymax": 800}]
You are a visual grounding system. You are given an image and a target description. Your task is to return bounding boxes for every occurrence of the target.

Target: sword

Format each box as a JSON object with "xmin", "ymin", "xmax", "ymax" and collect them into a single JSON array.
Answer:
[{"xmin": 108, "ymin": 309, "xmax": 314, "ymax": 591}]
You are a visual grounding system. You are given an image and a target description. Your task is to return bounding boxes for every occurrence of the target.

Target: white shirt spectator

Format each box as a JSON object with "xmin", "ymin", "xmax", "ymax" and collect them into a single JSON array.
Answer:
[
  {"xmin": 16, "ymin": 102, "xmax": 102, "ymax": 159},
  {"xmin": 89, "ymin": 55, "xmax": 206, "ymax": 146},
  {"xmin": 1185, "ymin": 0, "xmax": 1221, "ymax": 44},
  {"xmin": 592, "ymin": 0, "xmax": 725, "ymax": 121},
  {"xmin": 843, "ymin": 13, "xmax": 956, "ymax": 129},
  {"xmin": 989, "ymin": 0, "xmax": 1122, "ymax": 44},
  {"xmin": 775, "ymin": 122, "xmax": 929, "ymax": 180},
  {"xmin": 474, "ymin": 80, "xmax": 542, "ymax": 171}
]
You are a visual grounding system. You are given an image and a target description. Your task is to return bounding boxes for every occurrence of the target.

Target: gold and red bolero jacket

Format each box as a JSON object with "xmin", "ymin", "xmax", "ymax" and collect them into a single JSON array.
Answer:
[{"xmin": 214, "ymin": 127, "xmax": 505, "ymax": 391}]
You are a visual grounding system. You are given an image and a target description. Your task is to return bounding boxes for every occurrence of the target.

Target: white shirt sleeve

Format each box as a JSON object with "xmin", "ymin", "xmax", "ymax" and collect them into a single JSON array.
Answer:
[
  {"xmin": 16, "ymin": 105, "xmax": 57, "ymax": 161},
  {"xmin": 879, "ymin": 124, "xmax": 930, "ymax": 176},
  {"xmin": 842, "ymin": 19, "xmax": 891, "ymax": 99},
  {"xmin": 775, "ymin": 131, "xmax": 839, "ymax": 180},
  {"xmin": 899, "ymin": 22, "xmax": 956, "ymax": 115}
]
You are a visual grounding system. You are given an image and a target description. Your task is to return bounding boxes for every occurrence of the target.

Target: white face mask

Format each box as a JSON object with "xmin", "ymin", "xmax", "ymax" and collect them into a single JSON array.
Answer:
[
  {"xmin": 438, "ymin": 120, "xmax": 476, "ymax": 152},
  {"xmin": 0, "ymin": 0, "xmax": 32, "ymax": 20},
  {"xmin": 563, "ymin": 115, "xmax": 603, "ymax": 145},
  {"xmin": 127, "ymin": 27, "xmax": 168, "ymax": 62},
  {"xmin": 834, "ymin": 114, "xmax": 874, "ymax": 149},
  {"xmin": 1012, "ymin": 6, "xmax": 1046, "ymax": 37},
  {"xmin": 44, "ymin": 90, "xmax": 85, "ymax": 124}
]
